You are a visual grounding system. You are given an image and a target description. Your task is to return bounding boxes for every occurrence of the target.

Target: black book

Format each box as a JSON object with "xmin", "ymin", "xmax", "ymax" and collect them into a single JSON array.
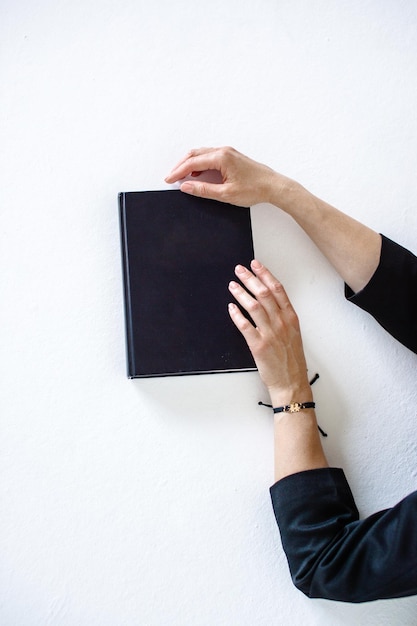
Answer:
[{"xmin": 118, "ymin": 190, "xmax": 256, "ymax": 378}]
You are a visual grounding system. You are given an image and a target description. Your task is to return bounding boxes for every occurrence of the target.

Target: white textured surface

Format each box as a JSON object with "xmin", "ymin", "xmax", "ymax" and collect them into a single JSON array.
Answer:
[{"xmin": 1, "ymin": 1, "xmax": 417, "ymax": 624}]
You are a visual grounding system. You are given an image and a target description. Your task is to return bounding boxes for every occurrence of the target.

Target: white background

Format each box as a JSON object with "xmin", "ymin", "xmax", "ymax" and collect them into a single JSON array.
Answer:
[{"xmin": 2, "ymin": 1, "xmax": 417, "ymax": 624}]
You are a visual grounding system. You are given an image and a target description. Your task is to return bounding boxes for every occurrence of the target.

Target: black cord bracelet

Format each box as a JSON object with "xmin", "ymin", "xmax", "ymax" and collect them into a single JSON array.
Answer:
[
  {"xmin": 273, "ymin": 401, "xmax": 316, "ymax": 414},
  {"xmin": 257, "ymin": 373, "xmax": 328, "ymax": 437}
]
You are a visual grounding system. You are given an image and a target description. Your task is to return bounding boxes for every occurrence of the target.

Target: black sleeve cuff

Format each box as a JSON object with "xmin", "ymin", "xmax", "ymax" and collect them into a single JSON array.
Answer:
[{"xmin": 345, "ymin": 234, "xmax": 417, "ymax": 353}]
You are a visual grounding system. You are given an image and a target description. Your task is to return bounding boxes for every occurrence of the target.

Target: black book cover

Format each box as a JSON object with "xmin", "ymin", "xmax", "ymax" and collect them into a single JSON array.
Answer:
[{"xmin": 119, "ymin": 189, "xmax": 256, "ymax": 378}]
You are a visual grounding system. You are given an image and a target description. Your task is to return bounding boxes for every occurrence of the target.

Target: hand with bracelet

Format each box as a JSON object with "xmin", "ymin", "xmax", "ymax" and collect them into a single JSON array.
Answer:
[{"xmin": 228, "ymin": 260, "xmax": 328, "ymax": 481}]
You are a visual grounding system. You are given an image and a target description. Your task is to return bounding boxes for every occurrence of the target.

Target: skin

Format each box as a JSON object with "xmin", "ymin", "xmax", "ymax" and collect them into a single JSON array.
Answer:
[{"xmin": 166, "ymin": 147, "xmax": 382, "ymax": 481}]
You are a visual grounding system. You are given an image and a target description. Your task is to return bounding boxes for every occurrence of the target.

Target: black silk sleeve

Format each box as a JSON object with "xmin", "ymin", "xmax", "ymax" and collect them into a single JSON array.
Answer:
[
  {"xmin": 270, "ymin": 468, "xmax": 417, "ymax": 602},
  {"xmin": 345, "ymin": 234, "xmax": 417, "ymax": 354},
  {"xmin": 269, "ymin": 235, "xmax": 417, "ymax": 602}
]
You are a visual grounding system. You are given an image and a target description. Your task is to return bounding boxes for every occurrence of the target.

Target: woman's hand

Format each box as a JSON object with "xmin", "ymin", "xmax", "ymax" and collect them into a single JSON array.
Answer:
[
  {"xmin": 228, "ymin": 260, "xmax": 312, "ymax": 407},
  {"xmin": 230, "ymin": 261, "xmax": 327, "ymax": 481},
  {"xmin": 165, "ymin": 146, "xmax": 292, "ymax": 208}
]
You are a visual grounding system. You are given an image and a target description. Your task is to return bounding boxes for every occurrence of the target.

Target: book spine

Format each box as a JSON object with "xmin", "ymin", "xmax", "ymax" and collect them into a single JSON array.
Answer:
[{"xmin": 118, "ymin": 193, "xmax": 136, "ymax": 378}]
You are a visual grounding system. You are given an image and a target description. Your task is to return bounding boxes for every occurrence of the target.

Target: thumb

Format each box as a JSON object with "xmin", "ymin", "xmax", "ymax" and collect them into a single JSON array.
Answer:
[{"xmin": 180, "ymin": 180, "xmax": 223, "ymax": 201}]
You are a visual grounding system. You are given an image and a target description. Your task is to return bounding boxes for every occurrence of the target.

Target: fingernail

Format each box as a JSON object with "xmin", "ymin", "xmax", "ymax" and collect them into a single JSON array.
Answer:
[
  {"xmin": 235, "ymin": 265, "xmax": 245, "ymax": 274},
  {"xmin": 229, "ymin": 281, "xmax": 238, "ymax": 290},
  {"xmin": 251, "ymin": 259, "xmax": 262, "ymax": 270}
]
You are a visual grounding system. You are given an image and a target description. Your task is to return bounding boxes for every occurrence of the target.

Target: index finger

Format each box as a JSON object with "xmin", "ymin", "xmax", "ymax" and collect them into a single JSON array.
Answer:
[{"xmin": 165, "ymin": 148, "xmax": 220, "ymax": 183}]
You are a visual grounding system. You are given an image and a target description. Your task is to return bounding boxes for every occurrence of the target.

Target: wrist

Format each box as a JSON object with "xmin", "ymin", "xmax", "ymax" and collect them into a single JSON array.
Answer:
[
  {"xmin": 267, "ymin": 383, "xmax": 313, "ymax": 409},
  {"xmin": 268, "ymin": 174, "xmax": 311, "ymax": 216}
]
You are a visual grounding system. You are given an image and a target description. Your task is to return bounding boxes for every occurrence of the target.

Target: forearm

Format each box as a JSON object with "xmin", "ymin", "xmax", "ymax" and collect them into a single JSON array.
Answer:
[
  {"xmin": 269, "ymin": 386, "xmax": 328, "ymax": 482},
  {"xmin": 268, "ymin": 175, "xmax": 382, "ymax": 294}
]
